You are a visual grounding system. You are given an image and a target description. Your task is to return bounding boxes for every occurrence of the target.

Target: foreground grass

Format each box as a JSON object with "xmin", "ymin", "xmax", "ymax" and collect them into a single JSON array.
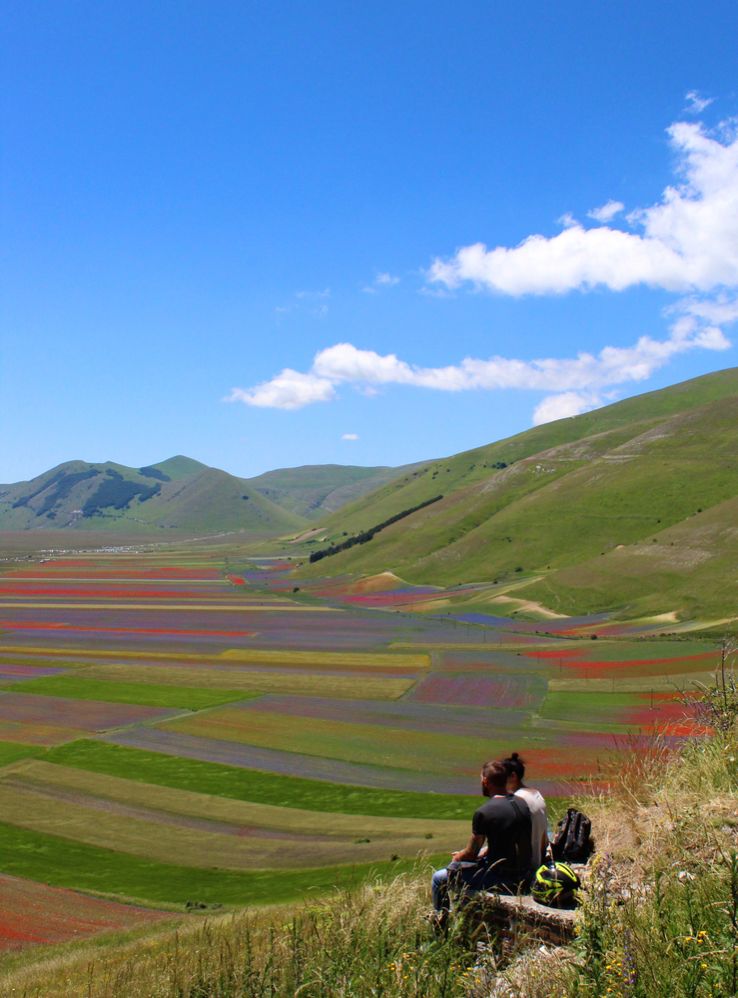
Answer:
[
  {"xmin": 44, "ymin": 740, "xmax": 480, "ymax": 818},
  {"xmin": 0, "ymin": 676, "xmax": 255, "ymax": 710},
  {"xmin": 0, "ymin": 820, "xmax": 438, "ymax": 908},
  {"xmin": 3, "ymin": 867, "xmax": 481, "ymax": 998}
]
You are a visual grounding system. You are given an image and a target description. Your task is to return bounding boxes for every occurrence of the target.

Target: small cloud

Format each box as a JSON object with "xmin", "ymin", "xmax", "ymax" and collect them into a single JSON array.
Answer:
[
  {"xmin": 587, "ymin": 200, "xmax": 625, "ymax": 224},
  {"xmin": 532, "ymin": 392, "xmax": 601, "ymax": 426},
  {"xmin": 275, "ymin": 289, "xmax": 330, "ymax": 319},
  {"xmin": 558, "ymin": 212, "xmax": 578, "ymax": 229},
  {"xmin": 684, "ymin": 90, "xmax": 713, "ymax": 114},
  {"xmin": 376, "ymin": 272, "xmax": 400, "ymax": 286},
  {"xmin": 225, "ymin": 370, "xmax": 335, "ymax": 410},
  {"xmin": 363, "ymin": 272, "xmax": 401, "ymax": 293},
  {"xmin": 341, "ymin": 433, "xmax": 359, "ymax": 441}
]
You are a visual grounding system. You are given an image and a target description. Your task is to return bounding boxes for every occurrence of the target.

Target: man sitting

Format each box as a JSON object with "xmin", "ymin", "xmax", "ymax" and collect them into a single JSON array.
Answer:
[{"xmin": 431, "ymin": 759, "xmax": 532, "ymax": 913}]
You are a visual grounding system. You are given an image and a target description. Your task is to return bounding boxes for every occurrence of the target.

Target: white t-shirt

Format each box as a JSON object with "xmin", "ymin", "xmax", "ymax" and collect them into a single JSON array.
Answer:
[{"xmin": 515, "ymin": 786, "xmax": 547, "ymax": 869}]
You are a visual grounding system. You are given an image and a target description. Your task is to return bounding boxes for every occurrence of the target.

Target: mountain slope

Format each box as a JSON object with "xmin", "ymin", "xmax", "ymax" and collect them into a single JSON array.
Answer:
[
  {"xmin": 298, "ymin": 368, "xmax": 738, "ymax": 616},
  {"xmin": 0, "ymin": 459, "xmax": 305, "ymax": 535},
  {"xmin": 247, "ymin": 463, "xmax": 422, "ymax": 519}
]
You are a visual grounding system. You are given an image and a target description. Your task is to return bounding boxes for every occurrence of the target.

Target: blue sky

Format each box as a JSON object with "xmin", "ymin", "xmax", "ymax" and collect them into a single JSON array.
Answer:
[{"xmin": 4, "ymin": 1, "xmax": 738, "ymax": 482}]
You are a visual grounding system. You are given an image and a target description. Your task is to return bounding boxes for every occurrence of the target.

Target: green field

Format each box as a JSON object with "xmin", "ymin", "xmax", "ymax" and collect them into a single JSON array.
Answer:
[
  {"xmin": 0, "ymin": 676, "xmax": 258, "ymax": 710},
  {"xmin": 0, "ymin": 742, "xmax": 44, "ymax": 767},
  {"xmin": 0, "ymin": 820, "xmax": 440, "ymax": 907},
  {"xmin": 160, "ymin": 707, "xmax": 512, "ymax": 774},
  {"xmin": 44, "ymin": 741, "xmax": 480, "ymax": 819},
  {"xmin": 80, "ymin": 664, "xmax": 415, "ymax": 700}
]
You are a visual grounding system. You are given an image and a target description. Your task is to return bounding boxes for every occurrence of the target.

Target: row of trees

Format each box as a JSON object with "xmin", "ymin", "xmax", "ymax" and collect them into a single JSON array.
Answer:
[{"xmin": 309, "ymin": 495, "xmax": 443, "ymax": 563}]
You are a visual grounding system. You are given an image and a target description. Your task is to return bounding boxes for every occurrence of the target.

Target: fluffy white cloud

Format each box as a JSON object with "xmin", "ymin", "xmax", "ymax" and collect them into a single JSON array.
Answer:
[
  {"xmin": 429, "ymin": 121, "xmax": 738, "ymax": 295},
  {"xmin": 227, "ymin": 114, "xmax": 737, "ymax": 423},
  {"xmin": 227, "ymin": 298, "xmax": 732, "ymax": 411},
  {"xmin": 341, "ymin": 433, "xmax": 359, "ymax": 441},
  {"xmin": 588, "ymin": 200, "xmax": 625, "ymax": 223},
  {"xmin": 532, "ymin": 392, "xmax": 600, "ymax": 425},
  {"xmin": 225, "ymin": 370, "xmax": 335, "ymax": 410}
]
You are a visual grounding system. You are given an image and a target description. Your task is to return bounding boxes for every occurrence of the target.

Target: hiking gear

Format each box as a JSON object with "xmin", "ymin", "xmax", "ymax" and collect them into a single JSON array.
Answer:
[
  {"xmin": 551, "ymin": 808, "xmax": 592, "ymax": 863},
  {"xmin": 531, "ymin": 861, "xmax": 580, "ymax": 908}
]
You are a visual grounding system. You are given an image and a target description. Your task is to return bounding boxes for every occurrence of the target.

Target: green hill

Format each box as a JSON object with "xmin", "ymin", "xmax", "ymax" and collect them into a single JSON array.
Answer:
[
  {"xmin": 298, "ymin": 368, "xmax": 738, "ymax": 619},
  {"xmin": 0, "ymin": 458, "xmax": 305, "ymax": 536},
  {"xmin": 247, "ymin": 463, "xmax": 421, "ymax": 519}
]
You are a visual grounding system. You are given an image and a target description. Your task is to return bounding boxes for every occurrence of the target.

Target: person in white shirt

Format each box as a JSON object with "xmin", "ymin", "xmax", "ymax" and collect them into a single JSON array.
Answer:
[{"xmin": 502, "ymin": 752, "xmax": 548, "ymax": 871}]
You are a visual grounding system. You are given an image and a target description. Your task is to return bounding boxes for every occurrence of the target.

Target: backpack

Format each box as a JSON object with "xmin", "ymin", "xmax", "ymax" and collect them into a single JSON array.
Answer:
[
  {"xmin": 551, "ymin": 808, "xmax": 593, "ymax": 864},
  {"xmin": 531, "ymin": 862, "xmax": 581, "ymax": 909}
]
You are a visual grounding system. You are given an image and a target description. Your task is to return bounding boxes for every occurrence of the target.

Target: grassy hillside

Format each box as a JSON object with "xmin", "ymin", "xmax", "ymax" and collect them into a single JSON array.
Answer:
[
  {"xmin": 0, "ymin": 458, "xmax": 305, "ymax": 536},
  {"xmin": 247, "ymin": 463, "xmax": 420, "ymax": 519},
  {"xmin": 296, "ymin": 368, "xmax": 738, "ymax": 619}
]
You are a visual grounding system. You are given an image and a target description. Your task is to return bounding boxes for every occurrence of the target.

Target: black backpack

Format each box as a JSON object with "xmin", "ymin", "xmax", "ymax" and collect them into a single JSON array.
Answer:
[{"xmin": 551, "ymin": 808, "xmax": 593, "ymax": 864}]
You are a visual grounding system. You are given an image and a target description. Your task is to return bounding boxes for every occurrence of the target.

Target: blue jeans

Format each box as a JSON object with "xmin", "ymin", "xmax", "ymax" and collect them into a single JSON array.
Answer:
[
  {"xmin": 432, "ymin": 867, "xmax": 449, "ymax": 911},
  {"xmin": 432, "ymin": 862, "xmax": 528, "ymax": 910}
]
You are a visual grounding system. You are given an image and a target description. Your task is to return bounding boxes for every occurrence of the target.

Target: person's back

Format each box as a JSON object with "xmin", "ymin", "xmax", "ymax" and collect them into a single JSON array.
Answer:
[
  {"xmin": 472, "ymin": 793, "xmax": 532, "ymax": 882},
  {"xmin": 514, "ymin": 786, "xmax": 547, "ymax": 869},
  {"xmin": 503, "ymin": 752, "xmax": 549, "ymax": 871},
  {"xmin": 431, "ymin": 759, "xmax": 533, "ymax": 913}
]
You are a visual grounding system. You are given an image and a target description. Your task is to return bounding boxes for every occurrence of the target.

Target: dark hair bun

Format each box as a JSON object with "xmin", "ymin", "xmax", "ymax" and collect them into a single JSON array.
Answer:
[{"xmin": 511, "ymin": 752, "xmax": 519, "ymax": 760}]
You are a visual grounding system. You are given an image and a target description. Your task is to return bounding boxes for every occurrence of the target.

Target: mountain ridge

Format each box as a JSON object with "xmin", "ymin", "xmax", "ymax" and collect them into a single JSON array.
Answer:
[{"xmin": 0, "ymin": 456, "xmax": 417, "ymax": 535}]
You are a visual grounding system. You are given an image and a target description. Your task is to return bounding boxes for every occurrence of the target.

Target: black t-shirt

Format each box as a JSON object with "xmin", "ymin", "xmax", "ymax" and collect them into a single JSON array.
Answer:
[{"xmin": 472, "ymin": 794, "xmax": 532, "ymax": 875}]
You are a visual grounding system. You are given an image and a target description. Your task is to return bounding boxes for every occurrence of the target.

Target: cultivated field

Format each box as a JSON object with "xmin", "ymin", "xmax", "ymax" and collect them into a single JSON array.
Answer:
[{"xmin": 0, "ymin": 540, "xmax": 720, "ymax": 964}]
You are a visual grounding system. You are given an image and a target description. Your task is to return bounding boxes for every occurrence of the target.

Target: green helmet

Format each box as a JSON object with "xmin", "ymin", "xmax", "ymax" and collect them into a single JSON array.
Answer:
[{"xmin": 531, "ymin": 862, "xmax": 580, "ymax": 908}]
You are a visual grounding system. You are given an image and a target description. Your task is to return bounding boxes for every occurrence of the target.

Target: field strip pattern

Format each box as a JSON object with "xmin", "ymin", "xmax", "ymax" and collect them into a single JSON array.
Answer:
[
  {"xmin": 102, "ymin": 727, "xmax": 484, "ymax": 793},
  {"xmin": 0, "ymin": 774, "xmax": 458, "ymax": 869},
  {"xmin": 0, "ymin": 872, "xmax": 170, "ymax": 951},
  {"xmin": 0, "ymin": 552, "xmax": 715, "ymax": 916},
  {"xmin": 9, "ymin": 760, "xmax": 465, "ymax": 840}
]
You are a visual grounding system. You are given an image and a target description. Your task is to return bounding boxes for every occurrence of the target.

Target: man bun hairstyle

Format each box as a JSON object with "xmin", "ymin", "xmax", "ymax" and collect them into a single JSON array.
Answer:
[
  {"xmin": 481, "ymin": 759, "xmax": 508, "ymax": 791},
  {"xmin": 503, "ymin": 752, "xmax": 526, "ymax": 780}
]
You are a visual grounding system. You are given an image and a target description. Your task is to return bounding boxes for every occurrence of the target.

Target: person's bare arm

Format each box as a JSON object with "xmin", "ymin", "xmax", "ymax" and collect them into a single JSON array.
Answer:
[{"xmin": 451, "ymin": 833, "xmax": 485, "ymax": 863}]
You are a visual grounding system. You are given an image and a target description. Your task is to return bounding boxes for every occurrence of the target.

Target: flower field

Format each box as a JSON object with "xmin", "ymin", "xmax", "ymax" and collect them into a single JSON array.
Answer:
[
  {"xmin": 0, "ymin": 543, "xmax": 720, "ymax": 956},
  {"xmin": 0, "ymin": 872, "xmax": 170, "ymax": 950}
]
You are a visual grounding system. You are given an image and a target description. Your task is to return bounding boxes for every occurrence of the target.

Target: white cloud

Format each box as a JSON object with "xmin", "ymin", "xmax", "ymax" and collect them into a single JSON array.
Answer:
[
  {"xmin": 227, "ymin": 113, "xmax": 737, "ymax": 422},
  {"xmin": 684, "ymin": 90, "xmax": 714, "ymax": 114},
  {"xmin": 227, "ymin": 297, "xmax": 732, "ymax": 411},
  {"xmin": 532, "ymin": 392, "xmax": 600, "ymax": 425},
  {"xmin": 429, "ymin": 120, "xmax": 738, "ymax": 295},
  {"xmin": 225, "ymin": 370, "xmax": 335, "ymax": 410},
  {"xmin": 341, "ymin": 433, "xmax": 359, "ymax": 441},
  {"xmin": 363, "ymin": 272, "xmax": 401, "ymax": 293},
  {"xmin": 376, "ymin": 272, "xmax": 400, "ymax": 286},
  {"xmin": 588, "ymin": 200, "xmax": 625, "ymax": 224}
]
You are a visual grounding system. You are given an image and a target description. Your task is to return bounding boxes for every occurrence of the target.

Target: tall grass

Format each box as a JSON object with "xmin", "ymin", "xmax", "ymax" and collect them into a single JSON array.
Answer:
[
  {"xmin": 8, "ymin": 867, "xmax": 496, "ymax": 998},
  {"xmin": 494, "ymin": 715, "xmax": 738, "ymax": 997}
]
